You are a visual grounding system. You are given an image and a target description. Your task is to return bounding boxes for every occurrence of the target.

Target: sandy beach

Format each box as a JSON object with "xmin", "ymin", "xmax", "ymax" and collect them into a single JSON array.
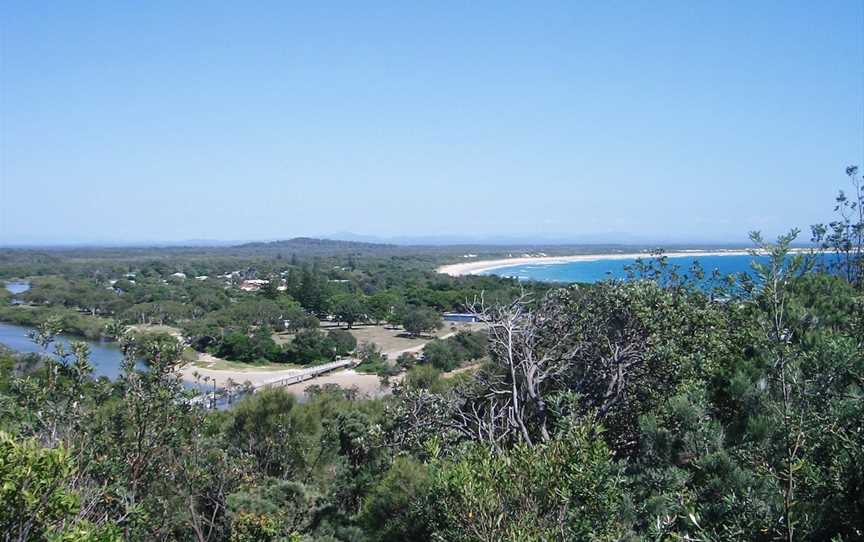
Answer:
[
  {"xmin": 436, "ymin": 249, "xmax": 758, "ymax": 277},
  {"xmin": 180, "ymin": 361, "xmax": 304, "ymax": 388}
]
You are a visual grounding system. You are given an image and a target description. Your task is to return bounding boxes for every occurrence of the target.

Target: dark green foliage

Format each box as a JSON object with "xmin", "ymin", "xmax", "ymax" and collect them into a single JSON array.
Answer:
[
  {"xmin": 400, "ymin": 305, "xmax": 442, "ymax": 337},
  {"xmin": 361, "ymin": 457, "xmax": 432, "ymax": 542},
  {"xmin": 329, "ymin": 293, "xmax": 367, "ymax": 329},
  {"xmin": 327, "ymin": 329, "xmax": 358, "ymax": 357},
  {"xmin": 354, "ymin": 342, "xmax": 395, "ymax": 376},
  {"xmin": 0, "ymin": 185, "xmax": 862, "ymax": 541},
  {"xmin": 0, "ymin": 286, "xmax": 12, "ymax": 306},
  {"xmin": 216, "ymin": 327, "xmax": 281, "ymax": 363},
  {"xmin": 0, "ymin": 432, "xmax": 121, "ymax": 541},
  {"xmin": 227, "ymin": 479, "xmax": 313, "ymax": 539},
  {"xmin": 1, "ymin": 251, "xmax": 862, "ymax": 540},
  {"xmin": 395, "ymin": 351, "xmax": 417, "ymax": 370},
  {"xmin": 420, "ymin": 339, "xmax": 459, "ymax": 371},
  {"xmin": 425, "ymin": 419, "xmax": 629, "ymax": 542},
  {"xmin": 283, "ymin": 329, "xmax": 339, "ymax": 364},
  {"xmin": 421, "ymin": 331, "xmax": 486, "ymax": 371},
  {"xmin": 402, "ymin": 365, "xmax": 447, "ymax": 393},
  {"xmin": 366, "ymin": 291, "xmax": 399, "ymax": 325},
  {"xmin": 222, "ymin": 390, "xmax": 302, "ymax": 477}
]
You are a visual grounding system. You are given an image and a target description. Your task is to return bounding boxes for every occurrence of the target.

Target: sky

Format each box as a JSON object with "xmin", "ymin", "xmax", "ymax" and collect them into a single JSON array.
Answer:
[{"xmin": 1, "ymin": 1, "xmax": 863, "ymax": 246}]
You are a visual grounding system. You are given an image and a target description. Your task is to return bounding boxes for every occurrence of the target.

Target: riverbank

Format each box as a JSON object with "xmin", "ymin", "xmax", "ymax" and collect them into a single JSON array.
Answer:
[
  {"xmin": 0, "ymin": 305, "xmax": 113, "ymax": 341},
  {"xmin": 436, "ymin": 249, "xmax": 761, "ymax": 277},
  {"xmin": 0, "ymin": 315, "xmax": 473, "ymax": 398}
]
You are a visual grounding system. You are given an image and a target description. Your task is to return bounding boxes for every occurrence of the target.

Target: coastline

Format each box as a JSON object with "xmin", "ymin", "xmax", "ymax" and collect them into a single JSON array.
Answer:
[{"xmin": 436, "ymin": 249, "xmax": 761, "ymax": 277}]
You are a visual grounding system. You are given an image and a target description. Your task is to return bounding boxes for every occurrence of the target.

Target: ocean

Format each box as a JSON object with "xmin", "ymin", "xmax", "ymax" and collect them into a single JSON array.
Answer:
[{"xmin": 478, "ymin": 253, "xmax": 826, "ymax": 284}]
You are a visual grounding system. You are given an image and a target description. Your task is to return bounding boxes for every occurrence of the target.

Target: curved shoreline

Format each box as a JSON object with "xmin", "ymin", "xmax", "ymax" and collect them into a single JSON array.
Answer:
[{"xmin": 436, "ymin": 249, "xmax": 759, "ymax": 277}]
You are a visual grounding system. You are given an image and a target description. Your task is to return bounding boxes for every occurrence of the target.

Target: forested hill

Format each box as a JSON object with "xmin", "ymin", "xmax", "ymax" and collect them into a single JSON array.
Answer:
[
  {"xmin": 0, "ymin": 238, "xmax": 409, "ymax": 275},
  {"xmin": 0, "ymin": 237, "xmax": 660, "ymax": 273},
  {"xmin": 232, "ymin": 237, "xmax": 402, "ymax": 255},
  {"xmin": 0, "ymin": 238, "xmax": 749, "ymax": 264}
]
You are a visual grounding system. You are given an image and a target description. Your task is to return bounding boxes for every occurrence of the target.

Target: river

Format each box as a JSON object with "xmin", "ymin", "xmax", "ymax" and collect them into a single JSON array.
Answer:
[
  {"xmin": 0, "ymin": 321, "xmax": 132, "ymax": 380},
  {"xmin": 5, "ymin": 280, "xmax": 31, "ymax": 295},
  {"xmin": 2, "ymin": 280, "xmax": 143, "ymax": 380}
]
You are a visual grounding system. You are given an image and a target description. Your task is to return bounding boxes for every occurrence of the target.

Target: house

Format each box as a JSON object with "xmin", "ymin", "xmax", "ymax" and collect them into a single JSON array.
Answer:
[
  {"xmin": 171, "ymin": 272, "xmax": 187, "ymax": 279},
  {"xmin": 443, "ymin": 312, "xmax": 481, "ymax": 323},
  {"xmin": 239, "ymin": 279, "xmax": 270, "ymax": 292}
]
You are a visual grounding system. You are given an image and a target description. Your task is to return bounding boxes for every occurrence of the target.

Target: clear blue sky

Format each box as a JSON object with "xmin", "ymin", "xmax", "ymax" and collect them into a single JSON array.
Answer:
[{"xmin": 1, "ymin": 1, "xmax": 862, "ymax": 245}]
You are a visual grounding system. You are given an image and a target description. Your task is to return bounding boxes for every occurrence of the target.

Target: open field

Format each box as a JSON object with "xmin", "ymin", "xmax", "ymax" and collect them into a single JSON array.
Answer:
[
  {"xmin": 273, "ymin": 322, "xmax": 484, "ymax": 353},
  {"xmin": 330, "ymin": 322, "xmax": 483, "ymax": 353}
]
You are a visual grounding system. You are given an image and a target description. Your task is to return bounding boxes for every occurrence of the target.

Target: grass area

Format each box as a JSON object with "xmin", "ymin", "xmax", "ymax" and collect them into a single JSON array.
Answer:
[
  {"xmin": 354, "ymin": 360, "xmax": 392, "ymax": 375},
  {"xmin": 272, "ymin": 322, "xmax": 485, "ymax": 354},
  {"xmin": 442, "ymin": 360, "xmax": 485, "ymax": 378},
  {"xmin": 318, "ymin": 322, "xmax": 482, "ymax": 354},
  {"xmin": 190, "ymin": 353, "xmax": 303, "ymax": 372},
  {"xmin": 181, "ymin": 347, "xmax": 199, "ymax": 363},
  {"xmin": 272, "ymin": 332, "xmax": 294, "ymax": 345}
]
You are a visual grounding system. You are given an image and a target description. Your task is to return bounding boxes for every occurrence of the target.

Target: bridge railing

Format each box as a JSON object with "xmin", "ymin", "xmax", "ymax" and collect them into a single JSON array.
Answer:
[
  {"xmin": 256, "ymin": 358, "xmax": 356, "ymax": 391},
  {"xmin": 189, "ymin": 358, "xmax": 358, "ymax": 409}
]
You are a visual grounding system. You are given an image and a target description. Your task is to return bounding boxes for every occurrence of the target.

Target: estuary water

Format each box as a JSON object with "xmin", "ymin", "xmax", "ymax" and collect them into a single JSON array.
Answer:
[
  {"xmin": 0, "ymin": 321, "xmax": 131, "ymax": 380},
  {"xmin": 2, "ymin": 279, "xmax": 132, "ymax": 379},
  {"xmin": 5, "ymin": 280, "xmax": 31, "ymax": 295},
  {"xmin": 1, "ymin": 281, "xmax": 223, "ymax": 404}
]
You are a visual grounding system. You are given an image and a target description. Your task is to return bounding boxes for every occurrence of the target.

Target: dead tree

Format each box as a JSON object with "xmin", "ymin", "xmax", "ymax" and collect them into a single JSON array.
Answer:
[{"xmin": 464, "ymin": 284, "xmax": 652, "ymax": 447}]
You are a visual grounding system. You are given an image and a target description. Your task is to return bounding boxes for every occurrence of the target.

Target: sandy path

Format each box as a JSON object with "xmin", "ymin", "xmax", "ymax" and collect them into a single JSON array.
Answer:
[
  {"xmin": 275, "ymin": 369, "xmax": 388, "ymax": 397},
  {"xmin": 435, "ymin": 249, "xmax": 760, "ymax": 277}
]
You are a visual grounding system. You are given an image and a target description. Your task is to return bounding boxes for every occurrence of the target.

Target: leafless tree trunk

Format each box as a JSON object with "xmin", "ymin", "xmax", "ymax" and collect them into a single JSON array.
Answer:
[{"xmin": 464, "ymin": 286, "xmax": 650, "ymax": 447}]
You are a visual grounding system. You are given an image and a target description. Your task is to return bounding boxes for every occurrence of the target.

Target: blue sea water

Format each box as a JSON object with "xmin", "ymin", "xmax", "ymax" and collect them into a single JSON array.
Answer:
[{"xmin": 480, "ymin": 253, "xmax": 808, "ymax": 283}]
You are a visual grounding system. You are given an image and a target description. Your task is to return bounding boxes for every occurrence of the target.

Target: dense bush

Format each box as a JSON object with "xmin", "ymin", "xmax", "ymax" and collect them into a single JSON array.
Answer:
[
  {"xmin": 326, "ymin": 329, "xmax": 358, "ymax": 357},
  {"xmin": 216, "ymin": 328, "xmax": 281, "ymax": 363},
  {"xmin": 355, "ymin": 342, "xmax": 396, "ymax": 375},
  {"xmin": 424, "ymin": 420, "xmax": 628, "ymax": 541},
  {"xmin": 420, "ymin": 331, "xmax": 487, "ymax": 371},
  {"xmin": 282, "ymin": 329, "xmax": 339, "ymax": 364},
  {"xmin": 1, "ymin": 175, "xmax": 862, "ymax": 540}
]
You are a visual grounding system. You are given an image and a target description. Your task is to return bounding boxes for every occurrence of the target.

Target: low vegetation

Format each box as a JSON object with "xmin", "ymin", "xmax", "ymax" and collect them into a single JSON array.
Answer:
[{"xmin": 0, "ymin": 168, "xmax": 861, "ymax": 540}]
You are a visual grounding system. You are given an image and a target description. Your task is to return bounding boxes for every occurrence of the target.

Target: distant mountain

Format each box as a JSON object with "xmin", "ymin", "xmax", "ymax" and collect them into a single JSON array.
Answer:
[
  {"xmin": 0, "ymin": 238, "xmax": 248, "ymax": 249},
  {"xmin": 324, "ymin": 231, "xmax": 753, "ymax": 246},
  {"xmin": 234, "ymin": 237, "xmax": 395, "ymax": 250},
  {"xmin": 228, "ymin": 237, "xmax": 408, "ymax": 258}
]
